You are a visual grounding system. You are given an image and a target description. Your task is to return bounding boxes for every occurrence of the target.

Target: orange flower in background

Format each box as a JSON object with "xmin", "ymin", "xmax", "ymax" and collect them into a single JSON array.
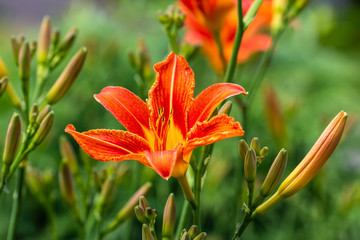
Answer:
[
  {"xmin": 66, "ymin": 52, "xmax": 246, "ymax": 179},
  {"xmin": 180, "ymin": 0, "xmax": 273, "ymax": 74}
]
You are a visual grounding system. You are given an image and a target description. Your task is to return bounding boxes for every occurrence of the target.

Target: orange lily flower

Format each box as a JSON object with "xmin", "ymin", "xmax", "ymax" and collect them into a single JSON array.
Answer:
[
  {"xmin": 65, "ymin": 52, "xmax": 246, "ymax": 179},
  {"xmin": 180, "ymin": 0, "xmax": 273, "ymax": 74}
]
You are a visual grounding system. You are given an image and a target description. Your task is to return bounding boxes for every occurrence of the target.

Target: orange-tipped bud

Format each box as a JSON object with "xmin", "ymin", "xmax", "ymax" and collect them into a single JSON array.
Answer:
[
  {"xmin": 253, "ymin": 111, "xmax": 348, "ymax": 216},
  {"xmin": 162, "ymin": 193, "xmax": 176, "ymax": 238},
  {"xmin": 60, "ymin": 136, "xmax": 79, "ymax": 175},
  {"xmin": 46, "ymin": 48, "xmax": 87, "ymax": 105},
  {"xmin": 58, "ymin": 162, "xmax": 77, "ymax": 205},
  {"xmin": 3, "ymin": 113, "xmax": 21, "ymax": 166},
  {"xmin": 244, "ymin": 149, "xmax": 257, "ymax": 183},
  {"xmin": 0, "ymin": 76, "xmax": 8, "ymax": 98},
  {"xmin": 37, "ymin": 16, "xmax": 51, "ymax": 64},
  {"xmin": 142, "ymin": 224, "xmax": 154, "ymax": 240},
  {"xmin": 238, "ymin": 139, "xmax": 249, "ymax": 162},
  {"xmin": 218, "ymin": 101, "xmax": 232, "ymax": 115}
]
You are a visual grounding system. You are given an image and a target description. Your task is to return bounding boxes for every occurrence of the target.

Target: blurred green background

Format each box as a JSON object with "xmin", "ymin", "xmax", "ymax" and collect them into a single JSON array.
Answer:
[{"xmin": 0, "ymin": 0, "xmax": 359, "ymax": 239}]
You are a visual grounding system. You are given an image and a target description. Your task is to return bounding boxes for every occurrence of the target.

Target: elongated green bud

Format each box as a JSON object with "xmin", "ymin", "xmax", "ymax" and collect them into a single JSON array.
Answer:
[
  {"xmin": 193, "ymin": 232, "xmax": 207, "ymax": 240},
  {"xmin": 37, "ymin": 16, "xmax": 51, "ymax": 64},
  {"xmin": 58, "ymin": 162, "xmax": 76, "ymax": 205},
  {"xmin": 60, "ymin": 136, "xmax": 79, "ymax": 175},
  {"xmin": 238, "ymin": 139, "xmax": 249, "ymax": 162},
  {"xmin": 29, "ymin": 104, "xmax": 39, "ymax": 124},
  {"xmin": 3, "ymin": 113, "xmax": 21, "ymax": 166},
  {"xmin": 250, "ymin": 137, "xmax": 260, "ymax": 154},
  {"xmin": 142, "ymin": 224, "xmax": 154, "ymax": 240},
  {"xmin": 36, "ymin": 105, "xmax": 51, "ymax": 123},
  {"xmin": 188, "ymin": 225, "xmax": 198, "ymax": 238},
  {"xmin": 32, "ymin": 111, "xmax": 54, "ymax": 146},
  {"xmin": 18, "ymin": 42, "xmax": 31, "ymax": 100},
  {"xmin": 162, "ymin": 193, "xmax": 176, "ymax": 238},
  {"xmin": 51, "ymin": 29, "xmax": 60, "ymax": 48},
  {"xmin": 139, "ymin": 196, "xmax": 150, "ymax": 211},
  {"xmin": 11, "ymin": 36, "xmax": 20, "ymax": 65},
  {"xmin": 46, "ymin": 48, "xmax": 87, "ymax": 105},
  {"xmin": 244, "ymin": 149, "xmax": 257, "ymax": 183},
  {"xmin": 218, "ymin": 101, "xmax": 232, "ymax": 115},
  {"xmin": 260, "ymin": 149, "xmax": 287, "ymax": 197},
  {"xmin": 100, "ymin": 175, "xmax": 116, "ymax": 206},
  {"xmin": 0, "ymin": 76, "xmax": 8, "ymax": 98},
  {"xmin": 30, "ymin": 41, "xmax": 37, "ymax": 58},
  {"xmin": 103, "ymin": 182, "xmax": 152, "ymax": 235},
  {"xmin": 135, "ymin": 206, "xmax": 149, "ymax": 224},
  {"xmin": 260, "ymin": 146, "xmax": 269, "ymax": 158},
  {"xmin": 180, "ymin": 232, "xmax": 191, "ymax": 240},
  {"xmin": 50, "ymin": 28, "xmax": 78, "ymax": 69}
]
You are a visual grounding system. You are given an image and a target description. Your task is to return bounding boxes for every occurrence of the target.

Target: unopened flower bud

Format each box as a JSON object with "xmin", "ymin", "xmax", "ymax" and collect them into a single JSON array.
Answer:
[
  {"xmin": 10, "ymin": 36, "xmax": 21, "ymax": 65},
  {"xmin": 29, "ymin": 104, "xmax": 39, "ymax": 124},
  {"xmin": 162, "ymin": 193, "xmax": 176, "ymax": 238},
  {"xmin": 60, "ymin": 136, "xmax": 79, "ymax": 175},
  {"xmin": 59, "ymin": 162, "xmax": 76, "ymax": 205},
  {"xmin": 46, "ymin": 48, "xmax": 87, "ymax": 105},
  {"xmin": 244, "ymin": 149, "xmax": 257, "ymax": 183},
  {"xmin": 238, "ymin": 139, "xmax": 249, "ymax": 162},
  {"xmin": 30, "ymin": 41, "xmax": 37, "ymax": 57},
  {"xmin": 193, "ymin": 232, "xmax": 207, "ymax": 240},
  {"xmin": 18, "ymin": 42, "xmax": 31, "ymax": 100},
  {"xmin": 103, "ymin": 182, "xmax": 152, "ymax": 235},
  {"xmin": 100, "ymin": 175, "xmax": 116, "ymax": 206},
  {"xmin": 188, "ymin": 225, "xmax": 198, "ymax": 238},
  {"xmin": 36, "ymin": 105, "xmax": 51, "ymax": 124},
  {"xmin": 180, "ymin": 232, "xmax": 191, "ymax": 240},
  {"xmin": 50, "ymin": 28, "xmax": 78, "ymax": 68},
  {"xmin": 37, "ymin": 16, "xmax": 51, "ymax": 64},
  {"xmin": 139, "ymin": 196, "xmax": 150, "ymax": 211},
  {"xmin": 135, "ymin": 206, "xmax": 148, "ymax": 224},
  {"xmin": 26, "ymin": 165, "xmax": 44, "ymax": 195},
  {"xmin": 218, "ymin": 101, "xmax": 232, "ymax": 115},
  {"xmin": 145, "ymin": 207, "xmax": 157, "ymax": 220},
  {"xmin": 3, "ymin": 113, "xmax": 21, "ymax": 166},
  {"xmin": 142, "ymin": 224, "xmax": 154, "ymax": 240},
  {"xmin": 51, "ymin": 29, "xmax": 60, "ymax": 48},
  {"xmin": 253, "ymin": 111, "xmax": 348, "ymax": 217},
  {"xmin": 250, "ymin": 137, "xmax": 260, "ymax": 154},
  {"xmin": 32, "ymin": 111, "xmax": 54, "ymax": 146},
  {"xmin": 0, "ymin": 76, "xmax": 8, "ymax": 98},
  {"xmin": 260, "ymin": 146, "xmax": 269, "ymax": 158}
]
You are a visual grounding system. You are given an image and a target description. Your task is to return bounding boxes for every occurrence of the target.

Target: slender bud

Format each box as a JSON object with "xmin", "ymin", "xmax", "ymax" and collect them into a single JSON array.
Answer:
[
  {"xmin": 260, "ymin": 146, "xmax": 269, "ymax": 158},
  {"xmin": 253, "ymin": 111, "xmax": 348, "ymax": 217},
  {"xmin": 193, "ymin": 232, "xmax": 207, "ymax": 240},
  {"xmin": 103, "ymin": 182, "xmax": 152, "ymax": 235},
  {"xmin": 60, "ymin": 136, "xmax": 79, "ymax": 175},
  {"xmin": 36, "ymin": 105, "xmax": 51, "ymax": 124},
  {"xmin": 135, "ymin": 206, "xmax": 148, "ymax": 224},
  {"xmin": 162, "ymin": 193, "xmax": 176, "ymax": 238},
  {"xmin": 188, "ymin": 225, "xmax": 198, "ymax": 238},
  {"xmin": 244, "ymin": 149, "xmax": 257, "ymax": 183},
  {"xmin": 0, "ymin": 76, "xmax": 8, "ymax": 98},
  {"xmin": 18, "ymin": 42, "xmax": 31, "ymax": 100},
  {"xmin": 218, "ymin": 101, "xmax": 232, "ymax": 115},
  {"xmin": 100, "ymin": 175, "xmax": 116, "ymax": 206},
  {"xmin": 37, "ymin": 16, "xmax": 51, "ymax": 64},
  {"xmin": 51, "ymin": 29, "xmax": 60, "ymax": 48},
  {"xmin": 46, "ymin": 48, "xmax": 87, "ymax": 105},
  {"xmin": 10, "ymin": 36, "xmax": 20, "ymax": 65},
  {"xmin": 250, "ymin": 137, "xmax": 260, "ymax": 154},
  {"xmin": 50, "ymin": 28, "xmax": 78, "ymax": 68},
  {"xmin": 180, "ymin": 232, "xmax": 191, "ymax": 240},
  {"xmin": 32, "ymin": 111, "xmax": 54, "ymax": 146},
  {"xmin": 238, "ymin": 139, "xmax": 249, "ymax": 162},
  {"xmin": 3, "ymin": 113, "xmax": 21, "ymax": 166},
  {"xmin": 142, "ymin": 224, "xmax": 154, "ymax": 240},
  {"xmin": 58, "ymin": 162, "xmax": 77, "ymax": 205},
  {"xmin": 139, "ymin": 196, "xmax": 150, "ymax": 211},
  {"xmin": 29, "ymin": 104, "xmax": 39, "ymax": 124},
  {"xmin": 30, "ymin": 41, "xmax": 37, "ymax": 57}
]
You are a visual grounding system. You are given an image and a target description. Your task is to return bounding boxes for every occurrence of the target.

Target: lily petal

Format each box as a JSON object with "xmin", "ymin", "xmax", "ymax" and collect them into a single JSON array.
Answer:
[
  {"xmin": 94, "ymin": 86, "xmax": 151, "ymax": 139},
  {"xmin": 185, "ymin": 114, "xmax": 244, "ymax": 153},
  {"xmin": 148, "ymin": 52, "xmax": 195, "ymax": 138},
  {"xmin": 65, "ymin": 124, "xmax": 151, "ymax": 166},
  {"xmin": 188, "ymin": 83, "xmax": 247, "ymax": 129},
  {"xmin": 145, "ymin": 148, "xmax": 180, "ymax": 180}
]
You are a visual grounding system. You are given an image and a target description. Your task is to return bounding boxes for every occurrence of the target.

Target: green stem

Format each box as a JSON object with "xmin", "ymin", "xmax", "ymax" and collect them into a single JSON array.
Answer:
[
  {"xmin": 175, "ymin": 201, "xmax": 192, "ymax": 239},
  {"xmin": 168, "ymin": 33, "xmax": 179, "ymax": 54},
  {"xmin": 34, "ymin": 64, "xmax": 50, "ymax": 101},
  {"xmin": 224, "ymin": 0, "xmax": 244, "ymax": 83},
  {"xmin": 43, "ymin": 203, "xmax": 60, "ymax": 240},
  {"xmin": 243, "ymin": 0, "xmax": 264, "ymax": 29},
  {"xmin": 231, "ymin": 210, "xmax": 252, "ymax": 240},
  {"xmin": 7, "ymin": 165, "xmax": 26, "ymax": 240},
  {"xmin": 246, "ymin": 33, "xmax": 282, "ymax": 107}
]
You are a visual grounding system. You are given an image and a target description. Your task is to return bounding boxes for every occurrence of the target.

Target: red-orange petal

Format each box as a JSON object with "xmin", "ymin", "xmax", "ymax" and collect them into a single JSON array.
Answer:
[
  {"xmin": 188, "ymin": 83, "xmax": 247, "ymax": 129},
  {"xmin": 145, "ymin": 148, "xmax": 180, "ymax": 180},
  {"xmin": 65, "ymin": 124, "xmax": 151, "ymax": 166},
  {"xmin": 148, "ymin": 52, "xmax": 195, "ymax": 137},
  {"xmin": 185, "ymin": 114, "xmax": 244, "ymax": 154},
  {"xmin": 94, "ymin": 86, "xmax": 150, "ymax": 139}
]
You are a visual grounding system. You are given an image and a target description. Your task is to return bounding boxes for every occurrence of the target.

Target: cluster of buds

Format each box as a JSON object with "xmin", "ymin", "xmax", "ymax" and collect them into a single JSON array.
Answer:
[
  {"xmin": 158, "ymin": 5, "xmax": 185, "ymax": 34},
  {"xmin": 136, "ymin": 196, "xmax": 158, "ymax": 240},
  {"xmin": 179, "ymin": 225, "xmax": 206, "ymax": 240},
  {"xmin": 251, "ymin": 111, "xmax": 348, "ymax": 218}
]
